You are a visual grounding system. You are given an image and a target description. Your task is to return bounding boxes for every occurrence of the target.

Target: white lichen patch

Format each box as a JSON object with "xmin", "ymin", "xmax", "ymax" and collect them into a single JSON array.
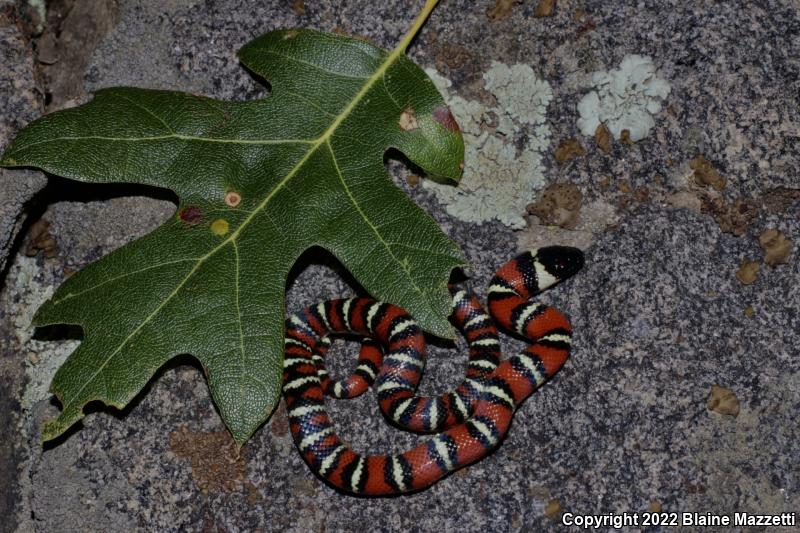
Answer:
[
  {"xmin": 1, "ymin": 256, "xmax": 77, "ymax": 420},
  {"xmin": 423, "ymin": 62, "xmax": 553, "ymax": 229},
  {"xmin": 577, "ymin": 54, "xmax": 671, "ymax": 142}
]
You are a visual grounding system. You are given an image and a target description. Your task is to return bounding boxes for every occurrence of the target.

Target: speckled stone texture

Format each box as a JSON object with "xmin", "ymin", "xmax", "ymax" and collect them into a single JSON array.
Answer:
[
  {"xmin": 0, "ymin": 0, "xmax": 45, "ymax": 274},
  {"xmin": 0, "ymin": 2, "xmax": 44, "ymax": 531},
  {"xmin": 1, "ymin": 0, "xmax": 798, "ymax": 531}
]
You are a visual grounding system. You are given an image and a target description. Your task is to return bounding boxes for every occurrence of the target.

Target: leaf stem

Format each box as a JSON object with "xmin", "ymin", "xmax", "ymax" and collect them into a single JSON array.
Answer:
[{"xmin": 398, "ymin": 0, "xmax": 440, "ymax": 53}]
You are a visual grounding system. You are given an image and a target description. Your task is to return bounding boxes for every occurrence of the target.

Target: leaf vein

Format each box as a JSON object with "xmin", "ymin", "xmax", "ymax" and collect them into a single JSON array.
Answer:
[
  {"xmin": 231, "ymin": 240, "xmax": 259, "ymax": 401},
  {"xmin": 280, "ymin": 88, "xmax": 337, "ymax": 119},
  {"xmin": 116, "ymin": 92, "xmax": 175, "ymax": 134},
  {"xmin": 49, "ymin": 20, "xmax": 452, "ymax": 421},
  {"xmin": 51, "ymin": 258, "xmax": 200, "ymax": 306},
  {"xmin": 260, "ymin": 50, "xmax": 371, "ymax": 80},
  {"xmin": 326, "ymin": 139, "xmax": 425, "ymax": 298},
  {"xmin": 381, "ymin": 69, "xmax": 404, "ymax": 111},
  {"xmin": 10, "ymin": 134, "xmax": 314, "ymax": 152}
]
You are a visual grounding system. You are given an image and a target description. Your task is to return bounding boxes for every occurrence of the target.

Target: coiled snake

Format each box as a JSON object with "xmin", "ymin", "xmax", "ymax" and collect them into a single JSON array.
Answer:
[{"xmin": 283, "ymin": 246, "xmax": 584, "ymax": 495}]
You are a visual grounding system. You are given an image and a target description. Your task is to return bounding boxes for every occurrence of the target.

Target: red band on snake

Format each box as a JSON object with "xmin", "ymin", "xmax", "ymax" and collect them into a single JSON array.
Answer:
[{"xmin": 283, "ymin": 246, "xmax": 584, "ymax": 495}]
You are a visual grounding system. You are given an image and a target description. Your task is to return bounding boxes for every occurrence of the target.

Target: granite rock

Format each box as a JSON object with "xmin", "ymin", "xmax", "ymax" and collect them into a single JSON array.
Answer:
[
  {"xmin": 1, "ymin": 0, "xmax": 798, "ymax": 531},
  {"xmin": 0, "ymin": 0, "xmax": 46, "ymax": 275},
  {"xmin": 0, "ymin": 3, "xmax": 45, "ymax": 531}
]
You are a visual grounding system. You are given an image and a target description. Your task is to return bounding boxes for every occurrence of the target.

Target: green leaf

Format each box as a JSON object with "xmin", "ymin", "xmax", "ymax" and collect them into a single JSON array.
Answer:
[{"xmin": 1, "ymin": 10, "xmax": 465, "ymax": 445}]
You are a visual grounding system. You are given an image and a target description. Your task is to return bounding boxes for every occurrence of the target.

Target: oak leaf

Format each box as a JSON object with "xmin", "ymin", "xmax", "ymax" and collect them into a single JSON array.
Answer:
[{"xmin": 1, "ymin": 19, "xmax": 465, "ymax": 445}]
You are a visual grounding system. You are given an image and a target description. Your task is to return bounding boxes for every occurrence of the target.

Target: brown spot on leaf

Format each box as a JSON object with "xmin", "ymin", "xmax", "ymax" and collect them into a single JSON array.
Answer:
[
  {"xmin": 759, "ymin": 228, "xmax": 792, "ymax": 266},
  {"xmin": 486, "ymin": 0, "xmax": 520, "ymax": 21},
  {"xmin": 283, "ymin": 29, "xmax": 299, "ymax": 40},
  {"xmin": 224, "ymin": 190, "xmax": 242, "ymax": 207},
  {"xmin": 707, "ymin": 385, "xmax": 740, "ymax": 417},
  {"xmin": 534, "ymin": 0, "xmax": 556, "ymax": 18},
  {"xmin": 179, "ymin": 205, "xmax": 203, "ymax": 224},
  {"xmin": 690, "ymin": 155, "xmax": 726, "ymax": 190},
  {"xmin": 406, "ymin": 174, "xmax": 420, "ymax": 186},
  {"xmin": 211, "ymin": 218, "xmax": 230, "ymax": 236},
  {"xmin": 736, "ymin": 259, "xmax": 759, "ymax": 284},
  {"xmin": 554, "ymin": 138, "xmax": 585, "ymax": 164},
  {"xmin": 398, "ymin": 106, "xmax": 418, "ymax": 131},
  {"xmin": 169, "ymin": 426, "xmax": 246, "ymax": 492},
  {"xmin": 25, "ymin": 219, "xmax": 58, "ymax": 258},
  {"xmin": 432, "ymin": 105, "xmax": 460, "ymax": 133}
]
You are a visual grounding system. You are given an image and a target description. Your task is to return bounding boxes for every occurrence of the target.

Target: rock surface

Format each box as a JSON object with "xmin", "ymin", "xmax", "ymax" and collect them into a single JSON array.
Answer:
[
  {"xmin": 0, "ymin": 0, "xmax": 45, "ymax": 274},
  {"xmin": 1, "ymin": 0, "xmax": 798, "ymax": 531},
  {"xmin": 0, "ymin": 2, "xmax": 45, "ymax": 530}
]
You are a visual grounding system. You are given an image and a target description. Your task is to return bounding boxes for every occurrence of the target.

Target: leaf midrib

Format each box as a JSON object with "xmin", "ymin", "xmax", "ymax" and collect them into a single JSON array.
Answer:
[
  {"xmin": 8, "ymin": 134, "xmax": 314, "ymax": 152},
  {"xmin": 58, "ymin": 34, "xmax": 415, "ymax": 408}
]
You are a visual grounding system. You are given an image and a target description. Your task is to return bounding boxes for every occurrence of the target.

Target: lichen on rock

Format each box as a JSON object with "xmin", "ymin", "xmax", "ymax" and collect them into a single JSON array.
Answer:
[
  {"xmin": 2, "ymin": 256, "xmax": 77, "ymax": 425},
  {"xmin": 759, "ymin": 228, "xmax": 792, "ymax": 266},
  {"xmin": 526, "ymin": 183, "xmax": 583, "ymax": 229},
  {"xmin": 707, "ymin": 385, "xmax": 740, "ymax": 417},
  {"xmin": 423, "ymin": 62, "xmax": 553, "ymax": 229},
  {"xmin": 577, "ymin": 54, "xmax": 671, "ymax": 142},
  {"xmin": 735, "ymin": 259, "xmax": 759, "ymax": 285}
]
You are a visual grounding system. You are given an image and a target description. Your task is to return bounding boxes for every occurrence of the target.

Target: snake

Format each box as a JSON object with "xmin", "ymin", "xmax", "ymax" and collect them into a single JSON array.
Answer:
[{"xmin": 282, "ymin": 246, "xmax": 584, "ymax": 495}]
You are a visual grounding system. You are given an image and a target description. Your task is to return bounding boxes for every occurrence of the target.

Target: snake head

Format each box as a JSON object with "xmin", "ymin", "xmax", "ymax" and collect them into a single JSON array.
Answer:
[{"xmin": 534, "ymin": 246, "xmax": 585, "ymax": 286}]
